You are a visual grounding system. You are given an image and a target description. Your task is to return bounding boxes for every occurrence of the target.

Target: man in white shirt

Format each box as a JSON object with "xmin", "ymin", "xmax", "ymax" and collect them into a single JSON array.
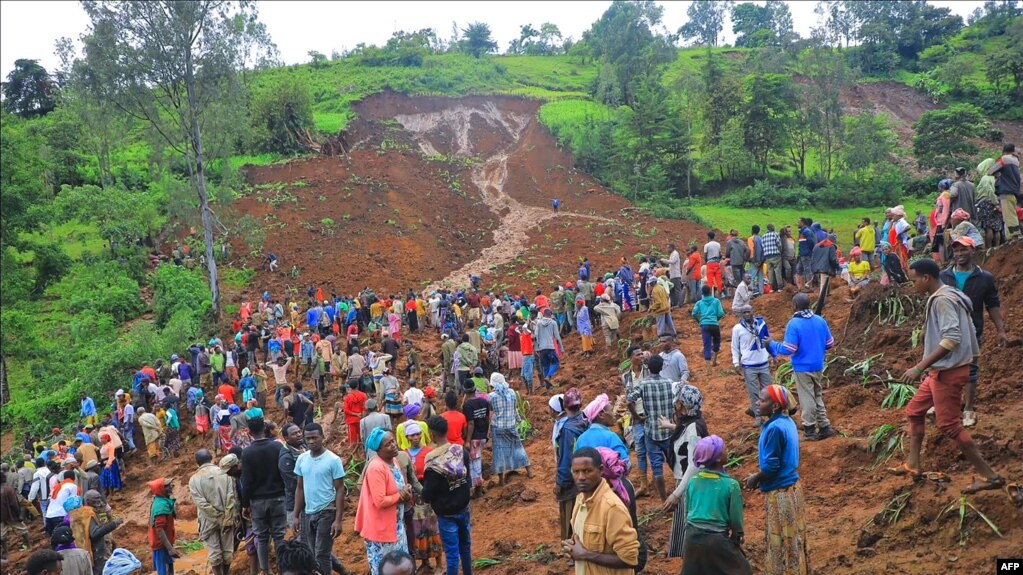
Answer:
[
  {"xmin": 28, "ymin": 459, "xmax": 53, "ymax": 525},
  {"xmin": 45, "ymin": 469, "xmax": 78, "ymax": 534},
  {"xmin": 403, "ymin": 380, "xmax": 425, "ymax": 408}
]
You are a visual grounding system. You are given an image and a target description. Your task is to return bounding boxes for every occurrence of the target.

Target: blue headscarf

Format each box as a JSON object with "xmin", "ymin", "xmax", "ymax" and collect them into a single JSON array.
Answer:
[
  {"xmin": 365, "ymin": 427, "xmax": 388, "ymax": 452},
  {"xmin": 103, "ymin": 549, "xmax": 142, "ymax": 575}
]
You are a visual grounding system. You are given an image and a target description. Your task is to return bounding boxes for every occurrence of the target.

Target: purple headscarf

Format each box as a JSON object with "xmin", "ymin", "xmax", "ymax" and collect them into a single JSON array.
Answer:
[
  {"xmin": 694, "ymin": 435, "xmax": 726, "ymax": 468},
  {"xmin": 403, "ymin": 403, "xmax": 422, "ymax": 419},
  {"xmin": 595, "ymin": 447, "xmax": 631, "ymax": 506}
]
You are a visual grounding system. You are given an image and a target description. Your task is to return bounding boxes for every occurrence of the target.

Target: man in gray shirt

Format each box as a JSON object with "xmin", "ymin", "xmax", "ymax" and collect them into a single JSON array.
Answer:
[
  {"xmin": 535, "ymin": 309, "xmax": 565, "ymax": 390},
  {"xmin": 658, "ymin": 340, "xmax": 690, "ymax": 388},
  {"xmin": 660, "ymin": 242, "xmax": 683, "ymax": 308},
  {"xmin": 894, "ymin": 258, "xmax": 1003, "ymax": 494},
  {"xmin": 359, "ymin": 400, "xmax": 392, "ymax": 461}
]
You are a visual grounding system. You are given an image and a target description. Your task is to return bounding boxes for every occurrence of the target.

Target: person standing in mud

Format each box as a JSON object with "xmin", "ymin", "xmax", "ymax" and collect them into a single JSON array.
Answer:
[
  {"xmin": 889, "ymin": 258, "xmax": 1005, "ymax": 495},
  {"xmin": 938, "ymin": 237, "xmax": 1008, "ymax": 428},
  {"xmin": 555, "ymin": 388, "xmax": 589, "ymax": 543},
  {"xmin": 768, "ymin": 294, "xmax": 838, "ymax": 442},
  {"xmin": 188, "ymin": 449, "xmax": 238, "ymax": 575},
  {"xmin": 240, "ymin": 417, "xmax": 288, "ymax": 575},
  {"xmin": 553, "ymin": 198, "xmax": 560, "ymax": 213},
  {"xmin": 294, "ymin": 423, "xmax": 348, "ymax": 575},
  {"xmin": 744, "ymin": 385, "xmax": 809, "ymax": 575}
]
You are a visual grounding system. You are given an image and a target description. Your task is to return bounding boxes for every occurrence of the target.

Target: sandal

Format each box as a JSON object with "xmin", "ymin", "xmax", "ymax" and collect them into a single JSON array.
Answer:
[
  {"xmin": 921, "ymin": 471, "xmax": 950, "ymax": 483},
  {"xmin": 886, "ymin": 462, "xmax": 922, "ymax": 478},
  {"xmin": 1005, "ymin": 483, "xmax": 1023, "ymax": 507},
  {"xmin": 963, "ymin": 475, "xmax": 1006, "ymax": 495}
]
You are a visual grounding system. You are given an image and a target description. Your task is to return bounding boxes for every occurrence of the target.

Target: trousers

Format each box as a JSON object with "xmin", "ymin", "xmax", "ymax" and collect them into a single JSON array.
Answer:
[
  {"xmin": 303, "ymin": 507, "xmax": 340, "ymax": 575},
  {"xmin": 794, "ymin": 371, "xmax": 831, "ymax": 429},
  {"xmin": 250, "ymin": 496, "xmax": 288, "ymax": 572},
  {"xmin": 437, "ymin": 509, "xmax": 473, "ymax": 575}
]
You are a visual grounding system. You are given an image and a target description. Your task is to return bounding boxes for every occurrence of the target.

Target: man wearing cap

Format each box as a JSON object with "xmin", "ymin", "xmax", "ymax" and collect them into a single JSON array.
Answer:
[
  {"xmin": 189, "ymin": 449, "xmax": 238, "ymax": 575},
  {"xmin": 82, "ymin": 460, "xmax": 101, "ymax": 495},
  {"xmin": 939, "ymin": 236, "xmax": 1008, "ymax": 427},
  {"xmin": 554, "ymin": 388, "xmax": 589, "ymax": 541},
  {"xmin": 731, "ymin": 304, "xmax": 776, "ymax": 424}
]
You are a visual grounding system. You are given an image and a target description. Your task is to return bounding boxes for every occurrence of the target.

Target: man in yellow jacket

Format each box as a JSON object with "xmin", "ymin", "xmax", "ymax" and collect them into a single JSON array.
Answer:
[{"xmin": 648, "ymin": 276, "xmax": 674, "ymax": 341}]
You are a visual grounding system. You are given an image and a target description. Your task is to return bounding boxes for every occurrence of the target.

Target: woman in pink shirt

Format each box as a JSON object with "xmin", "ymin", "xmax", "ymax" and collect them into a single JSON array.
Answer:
[{"xmin": 355, "ymin": 429, "xmax": 413, "ymax": 574}]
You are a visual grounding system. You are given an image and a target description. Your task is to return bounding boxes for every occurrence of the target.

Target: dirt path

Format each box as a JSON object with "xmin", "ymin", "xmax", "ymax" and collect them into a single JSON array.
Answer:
[{"xmin": 394, "ymin": 103, "xmax": 609, "ymax": 291}]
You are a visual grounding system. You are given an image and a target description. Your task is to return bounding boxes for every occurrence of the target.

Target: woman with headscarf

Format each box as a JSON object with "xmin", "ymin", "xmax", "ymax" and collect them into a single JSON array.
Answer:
[
  {"xmin": 888, "ymin": 205, "xmax": 912, "ymax": 271},
  {"xmin": 930, "ymin": 181, "xmax": 954, "ymax": 262},
  {"xmin": 949, "ymin": 208, "xmax": 984, "ymax": 248},
  {"xmin": 70, "ymin": 489, "xmax": 124, "ymax": 573},
  {"xmin": 575, "ymin": 298, "xmax": 594, "ymax": 358},
  {"xmin": 488, "ymin": 373, "xmax": 533, "ymax": 484},
  {"xmin": 355, "ymin": 429, "xmax": 413, "ymax": 575},
  {"xmin": 238, "ymin": 368, "xmax": 257, "ymax": 405},
  {"xmin": 229, "ymin": 404, "xmax": 253, "ymax": 450},
  {"xmin": 217, "ymin": 403, "xmax": 235, "ymax": 452},
  {"xmin": 99, "ymin": 434, "xmax": 122, "ymax": 498},
  {"xmin": 404, "ymin": 421, "xmax": 443, "ymax": 572},
  {"xmin": 744, "ymin": 385, "xmax": 810, "ymax": 575},
  {"xmin": 163, "ymin": 405, "xmax": 182, "ymax": 457},
  {"xmin": 594, "ymin": 446, "xmax": 648, "ymax": 572},
  {"xmin": 974, "ymin": 158, "xmax": 1004, "ymax": 247},
  {"xmin": 680, "ymin": 435, "xmax": 751, "ymax": 575},
  {"xmin": 137, "ymin": 407, "xmax": 164, "ymax": 461},
  {"xmin": 395, "ymin": 403, "xmax": 432, "ymax": 450},
  {"xmin": 661, "ymin": 384, "xmax": 710, "ymax": 558}
]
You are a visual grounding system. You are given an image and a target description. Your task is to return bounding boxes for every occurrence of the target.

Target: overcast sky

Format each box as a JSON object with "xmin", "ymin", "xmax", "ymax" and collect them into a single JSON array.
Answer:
[{"xmin": 0, "ymin": 0, "xmax": 984, "ymax": 78}]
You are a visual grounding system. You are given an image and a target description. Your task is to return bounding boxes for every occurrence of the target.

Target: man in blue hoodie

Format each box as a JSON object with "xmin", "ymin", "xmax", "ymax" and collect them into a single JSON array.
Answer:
[{"xmin": 769, "ymin": 294, "xmax": 838, "ymax": 441}]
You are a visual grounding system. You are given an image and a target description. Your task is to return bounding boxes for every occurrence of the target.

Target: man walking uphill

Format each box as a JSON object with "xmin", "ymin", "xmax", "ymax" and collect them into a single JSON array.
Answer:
[
  {"xmin": 535, "ymin": 309, "xmax": 564, "ymax": 390},
  {"xmin": 188, "ymin": 449, "xmax": 238, "ymax": 575},
  {"xmin": 890, "ymin": 259, "xmax": 1005, "ymax": 494},
  {"xmin": 769, "ymin": 294, "xmax": 838, "ymax": 441}
]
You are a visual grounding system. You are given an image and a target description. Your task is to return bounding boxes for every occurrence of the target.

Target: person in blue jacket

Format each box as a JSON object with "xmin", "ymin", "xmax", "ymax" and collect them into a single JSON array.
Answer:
[
  {"xmin": 744, "ymin": 385, "xmax": 810, "ymax": 575},
  {"xmin": 768, "ymin": 293, "xmax": 838, "ymax": 441},
  {"xmin": 554, "ymin": 387, "xmax": 589, "ymax": 542}
]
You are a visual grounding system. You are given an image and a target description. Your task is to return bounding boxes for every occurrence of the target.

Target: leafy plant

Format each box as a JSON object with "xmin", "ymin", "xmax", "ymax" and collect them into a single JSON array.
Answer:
[
  {"xmin": 868, "ymin": 424, "xmax": 904, "ymax": 468},
  {"xmin": 939, "ymin": 495, "xmax": 1005, "ymax": 546},
  {"xmin": 877, "ymin": 491, "xmax": 912, "ymax": 525},
  {"xmin": 472, "ymin": 558, "xmax": 502, "ymax": 569},
  {"xmin": 882, "ymin": 383, "xmax": 917, "ymax": 410}
]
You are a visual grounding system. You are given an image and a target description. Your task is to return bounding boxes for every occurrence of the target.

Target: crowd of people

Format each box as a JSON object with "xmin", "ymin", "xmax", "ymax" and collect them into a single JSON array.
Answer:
[{"xmin": 3, "ymin": 145, "xmax": 1018, "ymax": 575}]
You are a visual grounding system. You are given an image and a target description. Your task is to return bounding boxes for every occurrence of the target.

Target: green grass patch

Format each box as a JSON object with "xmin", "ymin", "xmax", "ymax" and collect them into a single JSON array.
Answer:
[
  {"xmin": 220, "ymin": 266, "xmax": 257, "ymax": 290},
  {"xmin": 16, "ymin": 221, "xmax": 105, "ymax": 261},
  {"xmin": 221, "ymin": 153, "xmax": 287, "ymax": 171},
  {"xmin": 313, "ymin": 111, "xmax": 351, "ymax": 133},
  {"xmin": 688, "ymin": 199, "xmax": 931, "ymax": 252}
]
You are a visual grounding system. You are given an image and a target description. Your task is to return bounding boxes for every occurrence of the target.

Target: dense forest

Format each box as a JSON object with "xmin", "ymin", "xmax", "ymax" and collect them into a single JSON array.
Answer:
[{"xmin": 1, "ymin": 0, "xmax": 1021, "ymax": 428}]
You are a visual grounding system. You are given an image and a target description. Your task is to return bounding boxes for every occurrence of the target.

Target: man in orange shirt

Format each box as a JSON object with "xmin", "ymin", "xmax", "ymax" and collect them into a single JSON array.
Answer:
[{"xmin": 218, "ymin": 381, "xmax": 237, "ymax": 406}]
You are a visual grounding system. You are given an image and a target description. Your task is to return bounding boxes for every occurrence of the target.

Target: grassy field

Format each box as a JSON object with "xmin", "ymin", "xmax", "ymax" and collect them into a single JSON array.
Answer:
[
  {"xmin": 15, "ymin": 221, "xmax": 106, "ymax": 261},
  {"xmin": 689, "ymin": 199, "xmax": 932, "ymax": 251}
]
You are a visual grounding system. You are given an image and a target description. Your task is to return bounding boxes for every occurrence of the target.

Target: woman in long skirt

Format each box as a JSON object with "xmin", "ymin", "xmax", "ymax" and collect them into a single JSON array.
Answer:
[
  {"xmin": 662, "ymin": 384, "xmax": 709, "ymax": 558},
  {"xmin": 405, "ymin": 423, "xmax": 443, "ymax": 571},
  {"xmin": 745, "ymin": 385, "xmax": 811, "ymax": 575},
  {"xmin": 488, "ymin": 373, "xmax": 533, "ymax": 484},
  {"xmin": 355, "ymin": 430, "xmax": 410, "ymax": 575},
  {"xmin": 99, "ymin": 434, "xmax": 122, "ymax": 498},
  {"xmin": 163, "ymin": 407, "xmax": 182, "ymax": 456},
  {"xmin": 576, "ymin": 299, "xmax": 594, "ymax": 357}
]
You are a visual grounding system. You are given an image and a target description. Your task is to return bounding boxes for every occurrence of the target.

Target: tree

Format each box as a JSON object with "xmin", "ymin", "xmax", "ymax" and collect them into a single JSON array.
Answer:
[
  {"xmin": 741, "ymin": 74, "xmax": 797, "ymax": 175},
  {"xmin": 79, "ymin": 1, "xmax": 276, "ymax": 321},
  {"xmin": 912, "ymin": 104, "xmax": 988, "ymax": 172},
  {"xmin": 986, "ymin": 22, "xmax": 1023, "ymax": 97},
  {"xmin": 586, "ymin": 1, "xmax": 676, "ymax": 106},
  {"xmin": 307, "ymin": 50, "xmax": 328, "ymax": 68},
  {"xmin": 841, "ymin": 110, "xmax": 896, "ymax": 173},
  {"xmin": 679, "ymin": 0, "xmax": 733, "ymax": 47},
  {"xmin": 1, "ymin": 59, "xmax": 57, "ymax": 118},
  {"xmin": 732, "ymin": 0, "xmax": 794, "ymax": 48},
  {"xmin": 250, "ymin": 77, "xmax": 315, "ymax": 153},
  {"xmin": 797, "ymin": 46, "xmax": 849, "ymax": 180},
  {"xmin": 461, "ymin": 22, "xmax": 498, "ymax": 58}
]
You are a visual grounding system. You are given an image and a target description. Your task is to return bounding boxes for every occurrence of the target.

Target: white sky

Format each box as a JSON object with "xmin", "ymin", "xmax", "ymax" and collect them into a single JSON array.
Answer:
[{"xmin": 0, "ymin": 0, "xmax": 984, "ymax": 78}]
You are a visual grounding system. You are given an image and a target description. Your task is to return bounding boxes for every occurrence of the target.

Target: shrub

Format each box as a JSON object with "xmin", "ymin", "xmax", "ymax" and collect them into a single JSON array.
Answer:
[
  {"xmin": 725, "ymin": 180, "xmax": 813, "ymax": 210},
  {"xmin": 249, "ymin": 76, "xmax": 315, "ymax": 154},
  {"xmin": 152, "ymin": 264, "xmax": 211, "ymax": 327},
  {"xmin": 46, "ymin": 261, "xmax": 144, "ymax": 323}
]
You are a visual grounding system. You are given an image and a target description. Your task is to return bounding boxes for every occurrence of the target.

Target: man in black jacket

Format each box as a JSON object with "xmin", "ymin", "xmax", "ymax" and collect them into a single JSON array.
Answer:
[
  {"xmin": 939, "ymin": 237, "xmax": 1008, "ymax": 428},
  {"xmin": 421, "ymin": 416, "xmax": 472, "ymax": 575},
  {"xmin": 240, "ymin": 417, "xmax": 286, "ymax": 575}
]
